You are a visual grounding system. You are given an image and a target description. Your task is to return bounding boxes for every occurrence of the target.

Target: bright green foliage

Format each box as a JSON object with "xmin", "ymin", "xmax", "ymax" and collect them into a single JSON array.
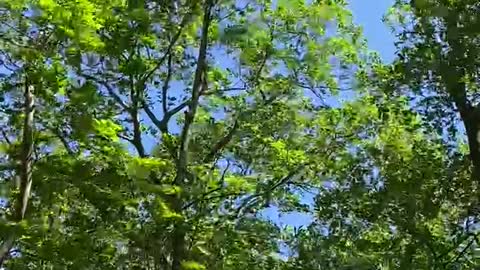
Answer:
[{"xmin": 0, "ymin": 0, "xmax": 478, "ymax": 269}]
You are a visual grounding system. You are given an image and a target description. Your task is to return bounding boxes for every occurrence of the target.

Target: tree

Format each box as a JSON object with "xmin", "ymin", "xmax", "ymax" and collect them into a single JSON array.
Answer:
[
  {"xmin": 286, "ymin": 96, "xmax": 476, "ymax": 269},
  {"xmin": 390, "ymin": 0, "xmax": 480, "ymax": 264},
  {"xmin": 288, "ymin": 0, "xmax": 480, "ymax": 267},
  {"xmin": 385, "ymin": 0, "xmax": 480, "ymax": 179},
  {"xmin": 272, "ymin": 1, "xmax": 480, "ymax": 269},
  {"xmin": 0, "ymin": 0, "xmax": 367, "ymax": 269}
]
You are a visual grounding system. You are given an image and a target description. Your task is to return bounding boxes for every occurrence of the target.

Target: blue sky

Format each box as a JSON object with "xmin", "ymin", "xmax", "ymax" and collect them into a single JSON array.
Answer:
[
  {"xmin": 262, "ymin": 0, "xmax": 396, "ymax": 228},
  {"xmin": 350, "ymin": 0, "xmax": 396, "ymax": 62}
]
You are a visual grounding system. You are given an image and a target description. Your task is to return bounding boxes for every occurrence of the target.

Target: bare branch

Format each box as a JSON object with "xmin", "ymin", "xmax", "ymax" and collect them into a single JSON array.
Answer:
[
  {"xmin": 142, "ymin": 99, "xmax": 190, "ymax": 134},
  {"xmin": 118, "ymin": 133, "xmax": 133, "ymax": 142}
]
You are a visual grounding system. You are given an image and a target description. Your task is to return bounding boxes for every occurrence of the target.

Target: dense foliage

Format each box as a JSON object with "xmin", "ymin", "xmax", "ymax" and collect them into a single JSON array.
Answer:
[{"xmin": 0, "ymin": 0, "xmax": 479, "ymax": 269}]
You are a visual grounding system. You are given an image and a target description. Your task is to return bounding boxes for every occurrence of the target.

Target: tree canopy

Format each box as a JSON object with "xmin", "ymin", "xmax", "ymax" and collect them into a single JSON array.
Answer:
[{"xmin": 0, "ymin": 0, "xmax": 479, "ymax": 269}]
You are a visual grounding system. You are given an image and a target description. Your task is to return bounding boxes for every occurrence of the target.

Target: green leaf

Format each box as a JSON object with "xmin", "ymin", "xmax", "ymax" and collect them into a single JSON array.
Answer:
[{"xmin": 181, "ymin": 261, "xmax": 206, "ymax": 270}]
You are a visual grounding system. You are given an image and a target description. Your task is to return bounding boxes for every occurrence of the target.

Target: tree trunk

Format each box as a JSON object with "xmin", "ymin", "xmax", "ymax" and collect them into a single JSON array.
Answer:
[
  {"xmin": 170, "ymin": 1, "xmax": 213, "ymax": 269},
  {"xmin": 0, "ymin": 80, "xmax": 35, "ymax": 266}
]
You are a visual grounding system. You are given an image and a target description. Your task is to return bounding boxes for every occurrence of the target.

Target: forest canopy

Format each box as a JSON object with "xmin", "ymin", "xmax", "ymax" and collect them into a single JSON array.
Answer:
[{"xmin": 0, "ymin": 0, "xmax": 479, "ymax": 269}]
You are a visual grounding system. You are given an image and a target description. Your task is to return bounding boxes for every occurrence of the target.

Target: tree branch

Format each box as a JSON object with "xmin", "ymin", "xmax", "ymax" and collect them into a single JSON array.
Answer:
[
  {"xmin": 171, "ymin": 1, "xmax": 214, "ymax": 269},
  {"xmin": 129, "ymin": 75, "xmax": 146, "ymax": 158},
  {"xmin": 1, "ymin": 130, "xmax": 11, "ymax": 145},
  {"xmin": 162, "ymin": 53, "xmax": 173, "ymax": 114},
  {"xmin": 175, "ymin": 1, "xmax": 212, "ymax": 182},
  {"xmin": 142, "ymin": 99, "xmax": 190, "ymax": 134},
  {"xmin": 183, "ymin": 160, "xmax": 232, "ymax": 210},
  {"xmin": 140, "ymin": 8, "xmax": 192, "ymax": 86},
  {"xmin": 52, "ymin": 128, "xmax": 75, "ymax": 156},
  {"xmin": 251, "ymin": 28, "xmax": 274, "ymax": 101},
  {"xmin": 446, "ymin": 235, "xmax": 477, "ymax": 267},
  {"xmin": 204, "ymin": 119, "xmax": 239, "ymax": 163},
  {"xmin": 234, "ymin": 164, "xmax": 307, "ymax": 218}
]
